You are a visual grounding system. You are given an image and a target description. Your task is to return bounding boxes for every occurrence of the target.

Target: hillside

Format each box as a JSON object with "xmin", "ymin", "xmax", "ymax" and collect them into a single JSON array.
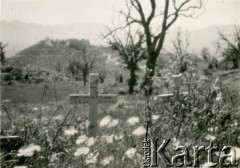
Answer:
[
  {"xmin": 1, "ymin": 20, "xmax": 105, "ymax": 56},
  {"xmin": 188, "ymin": 25, "xmax": 238, "ymax": 56},
  {"xmin": 13, "ymin": 38, "xmax": 112, "ymax": 72},
  {"xmin": 1, "ymin": 20, "xmax": 238, "ymax": 57}
]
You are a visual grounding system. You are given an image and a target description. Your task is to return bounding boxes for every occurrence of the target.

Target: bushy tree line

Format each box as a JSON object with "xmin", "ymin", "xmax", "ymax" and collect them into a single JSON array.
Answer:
[
  {"xmin": 67, "ymin": 39, "xmax": 95, "ymax": 85},
  {"xmin": 201, "ymin": 25, "xmax": 240, "ymax": 71}
]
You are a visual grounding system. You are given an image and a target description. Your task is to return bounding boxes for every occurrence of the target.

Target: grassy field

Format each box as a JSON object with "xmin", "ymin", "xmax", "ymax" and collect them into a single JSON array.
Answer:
[
  {"xmin": 1, "ymin": 81, "xmax": 86, "ymax": 104},
  {"xmin": 1, "ymin": 70, "xmax": 240, "ymax": 167},
  {"xmin": 0, "ymin": 78, "xmax": 141, "ymax": 129}
]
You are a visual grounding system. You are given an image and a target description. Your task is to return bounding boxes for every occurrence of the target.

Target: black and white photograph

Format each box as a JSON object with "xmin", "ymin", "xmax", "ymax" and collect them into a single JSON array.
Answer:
[{"xmin": 0, "ymin": 0, "xmax": 240, "ymax": 167}]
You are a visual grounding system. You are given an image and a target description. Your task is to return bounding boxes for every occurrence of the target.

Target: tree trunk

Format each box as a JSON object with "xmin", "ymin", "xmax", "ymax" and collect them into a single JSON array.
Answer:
[
  {"xmin": 128, "ymin": 67, "xmax": 137, "ymax": 94},
  {"xmin": 129, "ymin": 83, "xmax": 134, "ymax": 94},
  {"xmin": 233, "ymin": 56, "xmax": 239, "ymax": 69},
  {"xmin": 83, "ymin": 74, "xmax": 87, "ymax": 86},
  {"xmin": 142, "ymin": 53, "xmax": 158, "ymax": 96},
  {"xmin": 128, "ymin": 63, "xmax": 137, "ymax": 94}
]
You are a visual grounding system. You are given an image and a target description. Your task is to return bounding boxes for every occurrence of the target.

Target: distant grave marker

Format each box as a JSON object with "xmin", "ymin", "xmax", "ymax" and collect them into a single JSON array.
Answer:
[
  {"xmin": 155, "ymin": 74, "xmax": 187, "ymax": 102},
  {"xmin": 70, "ymin": 73, "xmax": 117, "ymax": 137}
]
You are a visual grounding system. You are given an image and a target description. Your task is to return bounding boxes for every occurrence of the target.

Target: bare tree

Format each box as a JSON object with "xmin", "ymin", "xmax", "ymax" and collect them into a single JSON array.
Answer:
[
  {"xmin": 218, "ymin": 25, "xmax": 240, "ymax": 69},
  {"xmin": 201, "ymin": 47, "xmax": 211, "ymax": 62},
  {"xmin": 0, "ymin": 42, "xmax": 8, "ymax": 63},
  {"xmin": 105, "ymin": 0, "xmax": 203, "ymax": 95},
  {"xmin": 108, "ymin": 31, "xmax": 146, "ymax": 94},
  {"xmin": 201, "ymin": 47, "xmax": 219, "ymax": 70},
  {"xmin": 170, "ymin": 28, "xmax": 189, "ymax": 74},
  {"xmin": 54, "ymin": 60, "xmax": 62, "ymax": 73},
  {"xmin": 78, "ymin": 46, "xmax": 96, "ymax": 86},
  {"xmin": 67, "ymin": 41, "xmax": 96, "ymax": 85}
]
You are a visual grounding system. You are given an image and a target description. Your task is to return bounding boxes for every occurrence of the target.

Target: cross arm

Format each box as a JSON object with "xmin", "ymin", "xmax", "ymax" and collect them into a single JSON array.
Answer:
[
  {"xmin": 98, "ymin": 94, "xmax": 117, "ymax": 104},
  {"xmin": 70, "ymin": 94, "xmax": 91, "ymax": 104}
]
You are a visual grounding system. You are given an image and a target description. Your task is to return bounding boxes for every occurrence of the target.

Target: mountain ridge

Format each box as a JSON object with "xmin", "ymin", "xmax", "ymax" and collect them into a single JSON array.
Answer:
[{"xmin": 1, "ymin": 20, "xmax": 238, "ymax": 57}]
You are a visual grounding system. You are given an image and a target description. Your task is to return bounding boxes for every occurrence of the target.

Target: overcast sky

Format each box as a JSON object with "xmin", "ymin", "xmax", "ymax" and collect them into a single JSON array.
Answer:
[{"xmin": 1, "ymin": 0, "xmax": 240, "ymax": 30}]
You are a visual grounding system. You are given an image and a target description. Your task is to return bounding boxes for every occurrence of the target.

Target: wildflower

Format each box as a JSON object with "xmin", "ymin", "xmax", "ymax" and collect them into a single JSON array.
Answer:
[
  {"xmin": 41, "ymin": 106, "xmax": 49, "ymax": 110},
  {"xmin": 101, "ymin": 156, "xmax": 114, "ymax": 166},
  {"xmin": 14, "ymin": 166, "xmax": 27, "ymax": 168},
  {"xmin": 172, "ymin": 137, "xmax": 180, "ymax": 147},
  {"xmin": 153, "ymin": 96, "xmax": 158, "ymax": 101},
  {"xmin": 201, "ymin": 162, "xmax": 216, "ymax": 168},
  {"xmin": 207, "ymin": 127, "xmax": 218, "ymax": 132},
  {"xmin": 85, "ymin": 152, "xmax": 99, "ymax": 165},
  {"xmin": 108, "ymin": 119, "xmax": 119, "ymax": 128},
  {"xmin": 132, "ymin": 126, "xmax": 146, "ymax": 136},
  {"xmin": 85, "ymin": 120, "xmax": 90, "ymax": 128},
  {"xmin": 86, "ymin": 137, "xmax": 95, "ymax": 146},
  {"xmin": 205, "ymin": 134, "xmax": 216, "ymax": 141},
  {"xmin": 114, "ymin": 133, "xmax": 123, "ymax": 140},
  {"xmin": 76, "ymin": 135, "xmax": 88, "ymax": 145},
  {"xmin": 99, "ymin": 116, "xmax": 111, "ymax": 127},
  {"xmin": 32, "ymin": 107, "xmax": 38, "ymax": 111},
  {"xmin": 64, "ymin": 127, "xmax": 78, "ymax": 136},
  {"xmin": 49, "ymin": 153, "xmax": 58, "ymax": 163},
  {"xmin": 152, "ymin": 115, "xmax": 159, "ymax": 121},
  {"xmin": 233, "ymin": 120, "xmax": 238, "ymax": 126},
  {"xmin": 74, "ymin": 147, "xmax": 90, "ymax": 157},
  {"xmin": 17, "ymin": 144, "xmax": 41, "ymax": 157},
  {"xmin": 124, "ymin": 148, "xmax": 137, "ymax": 159},
  {"xmin": 102, "ymin": 134, "xmax": 114, "ymax": 144},
  {"xmin": 127, "ymin": 117, "xmax": 139, "ymax": 126},
  {"xmin": 53, "ymin": 114, "xmax": 63, "ymax": 121},
  {"xmin": 216, "ymin": 93, "xmax": 222, "ymax": 102}
]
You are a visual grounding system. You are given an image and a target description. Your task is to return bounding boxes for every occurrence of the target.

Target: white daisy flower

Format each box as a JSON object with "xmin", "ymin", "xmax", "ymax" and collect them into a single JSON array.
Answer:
[
  {"xmin": 85, "ymin": 120, "xmax": 90, "ymax": 128},
  {"xmin": 14, "ymin": 166, "xmax": 27, "ymax": 168},
  {"xmin": 74, "ymin": 147, "xmax": 90, "ymax": 157},
  {"xmin": 132, "ymin": 126, "xmax": 146, "ymax": 136},
  {"xmin": 108, "ymin": 119, "xmax": 119, "ymax": 128},
  {"xmin": 102, "ymin": 134, "xmax": 114, "ymax": 144},
  {"xmin": 17, "ymin": 144, "xmax": 41, "ymax": 157},
  {"xmin": 86, "ymin": 137, "xmax": 95, "ymax": 146},
  {"xmin": 99, "ymin": 116, "xmax": 111, "ymax": 127},
  {"xmin": 41, "ymin": 106, "xmax": 49, "ymax": 110},
  {"xmin": 76, "ymin": 135, "xmax": 88, "ymax": 145},
  {"xmin": 85, "ymin": 152, "xmax": 99, "ymax": 165},
  {"xmin": 114, "ymin": 133, "xmax": 123, "ymax": 140},
  {"xmin": 216, "ymin": 92, "xmax": 222, "ymax": 102},
  {"xmin": 53, "ymin": 114, "xmax": 63, "ymax": 121},
  {"xmin": 152, "ymin": 115, "xmax": 159, "ymax": 121},
  {"xmin": 201, "ymin": 162, "xmax": 216, "ymax": 168},
  {"xmin": 49, "ymin": 153, "xmax": 58, "ymax": 163},
  {"xmin": 125, "ymin": 148, "xmax": 137, "ymax": 159},
  {"xmin": 64, "ymin": 127, "xmax": 78, "ymax": 136},
  {"xmin": 172, "ymin": 137, "xmax": 180, "ymax": 147},
  {"xmin": 101, "ymin": 156, "xmax": 114, "ymax": 166},
  {"xmin": 32, "ymin": 107, "xmax": 38, "ymax": 111},
  {"xmin": 205, "ymin": 134, "xmax": 216, "ymax": 141},
  {"xmin": 127, "ymin": 117, "xmax": 139, "ymax": 126}
]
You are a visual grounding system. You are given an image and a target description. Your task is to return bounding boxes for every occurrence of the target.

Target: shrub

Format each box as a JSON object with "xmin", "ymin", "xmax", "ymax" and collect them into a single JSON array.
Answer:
[
  {"xmin": 149, "ymin": 71, "xmax": 240, "ymax": 154},
  {"xmin": 11, "ymin": 66, "xmax": 23, "ymax": 80}
]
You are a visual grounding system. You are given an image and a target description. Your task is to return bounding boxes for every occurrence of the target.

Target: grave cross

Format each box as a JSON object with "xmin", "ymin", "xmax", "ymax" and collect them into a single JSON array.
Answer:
[
  {"xmin": 155, "ymin": 74, "xmax": 188, "ymax": 102},
  {"xmin": 70, "ymin": 73, "xmax": 117, "ymax": 137}
]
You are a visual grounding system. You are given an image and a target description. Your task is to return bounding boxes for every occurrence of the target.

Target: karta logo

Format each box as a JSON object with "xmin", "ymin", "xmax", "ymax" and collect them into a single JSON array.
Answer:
[{"xmin": 142, "ymin": 123, "xmax": 239, "ymax": 167}]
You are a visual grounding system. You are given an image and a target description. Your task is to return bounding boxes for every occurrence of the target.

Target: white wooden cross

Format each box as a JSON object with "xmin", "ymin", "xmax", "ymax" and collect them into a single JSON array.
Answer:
[
  {"xmin": 154, "ymin": 74, "xmax": 188, "ymax": 102},
  {"xmin": 70, "ymin": 73, "xmax": 117, "ymax": 137}
]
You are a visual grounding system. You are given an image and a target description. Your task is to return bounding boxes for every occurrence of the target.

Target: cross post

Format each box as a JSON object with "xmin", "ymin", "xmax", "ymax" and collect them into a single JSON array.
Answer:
[{"xmin": 70, "ymin": 73, "xmax": 117, "ymax": 137}]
